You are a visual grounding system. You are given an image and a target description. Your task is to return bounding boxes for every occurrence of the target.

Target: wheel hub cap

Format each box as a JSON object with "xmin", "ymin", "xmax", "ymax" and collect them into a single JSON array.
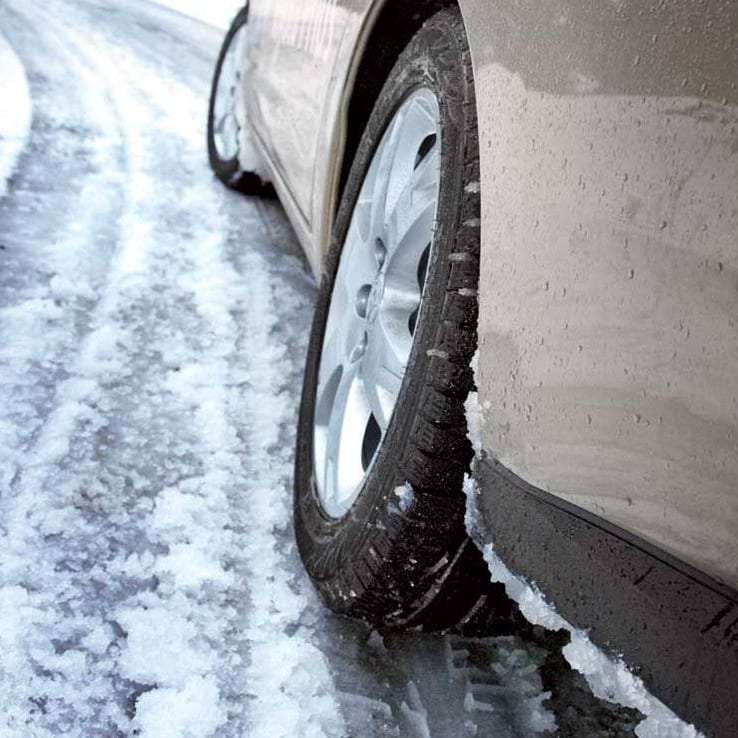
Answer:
[{"xmin": 313, "ymin": 88, "xmax": 441, "ymax": 518}]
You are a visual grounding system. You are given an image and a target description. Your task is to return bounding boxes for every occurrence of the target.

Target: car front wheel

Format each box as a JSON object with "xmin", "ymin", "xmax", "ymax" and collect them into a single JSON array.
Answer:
[{"xmin": 295, "ymin": 8, "xmax": 510, "ymax": 630}]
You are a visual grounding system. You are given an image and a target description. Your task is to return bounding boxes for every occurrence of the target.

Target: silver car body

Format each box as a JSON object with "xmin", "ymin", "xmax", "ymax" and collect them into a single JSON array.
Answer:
[{"xmin": 239, "ymin": 0, "xmax": 738, "ymax": 590}]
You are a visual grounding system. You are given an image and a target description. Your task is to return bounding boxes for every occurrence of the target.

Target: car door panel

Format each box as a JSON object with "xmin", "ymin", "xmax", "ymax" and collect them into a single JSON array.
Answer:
[{"xmin": 245, "ymin": 0, "xmax": 348, "ymax": 225}]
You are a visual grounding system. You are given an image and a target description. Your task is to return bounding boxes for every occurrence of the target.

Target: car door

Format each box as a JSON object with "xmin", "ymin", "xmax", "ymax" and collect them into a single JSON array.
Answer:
[{"xmin": 245, "ymin": 0, "xmax": 348, "ymax": 227}]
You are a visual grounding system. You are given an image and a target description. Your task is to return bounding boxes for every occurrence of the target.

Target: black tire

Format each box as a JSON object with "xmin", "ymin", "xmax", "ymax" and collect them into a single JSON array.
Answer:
[
  {"xmin": 206, "ymin": 5, "xmax": 273, "ymax": 195},
  {"xmin": 295, "ymin": 8, "xmax": 514, "ymax": 631}
]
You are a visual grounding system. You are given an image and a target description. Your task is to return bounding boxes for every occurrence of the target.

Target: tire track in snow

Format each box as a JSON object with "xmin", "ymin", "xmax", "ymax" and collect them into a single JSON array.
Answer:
[
  {"xmin": 0, "ymin": 1, "xmax": 344, "ymax": 734},
  {"xmin": 0, "ymin": 1, "xmax": 192, "ymax": 732},
  {"xmin": 174, "ymin": 228, "xmax": 345, "ymax": 738},
  {"xmin": 78, "ymin": 10, "xmax": 345, "ymax": 733},
  {"xmin": 0, "ymin": 0, "xmax": 127, "ymax": 493}
]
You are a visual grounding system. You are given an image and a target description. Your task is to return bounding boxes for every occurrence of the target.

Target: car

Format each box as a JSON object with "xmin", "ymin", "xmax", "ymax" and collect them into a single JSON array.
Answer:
[{"xmin": 206, "ymin": 2, "xmax": 738, "ymax": 736}]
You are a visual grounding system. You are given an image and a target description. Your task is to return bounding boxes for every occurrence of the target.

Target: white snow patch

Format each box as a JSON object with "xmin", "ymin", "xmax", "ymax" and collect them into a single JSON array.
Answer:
[
  {"xmin": 0, "ymin": 31, "xmax": 32, "ymax": 197},
  {"xmin": 156, "ymin": 542, "xmax": 234, "ymax": 590},
  {"xmin": 225, "ymin": 248, "xmax": 345, "ymax": 738},
  {"xmin": 479, "ymin": 542, "xmax": 568, "ymax": 633},
  {"xmin": 562, "ymin": 636, "xmax": 702, "ymax": 738},
  {"xmin": 131, "ymin": 87, "xmax": 342, "ymax": 732},
  {"xmin": 463, "ymin": 352, "xmax": 484, "ymax": 456},
  {"xmin": 117, "ymin": 605, "xmax": 217, "ymax": 690},
  {"xmin": 133, "ymin": 675, "xmax": 226, "ymax": 738},
  {"xmin": 394, "ymin": 482, "xmax": 415, "ymax": 512}
]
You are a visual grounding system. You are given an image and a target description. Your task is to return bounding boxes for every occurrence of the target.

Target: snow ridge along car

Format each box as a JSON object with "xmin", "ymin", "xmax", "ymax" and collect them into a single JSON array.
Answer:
[{"xmin": 207, "ymin": 2, "xmax": 738, "ymax": 736}]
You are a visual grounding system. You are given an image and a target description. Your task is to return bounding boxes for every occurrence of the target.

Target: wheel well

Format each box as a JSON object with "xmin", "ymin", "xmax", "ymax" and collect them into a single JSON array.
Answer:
[{"xmin": 336, "ymin": 0, "xmax": 458, "ymax": 211}]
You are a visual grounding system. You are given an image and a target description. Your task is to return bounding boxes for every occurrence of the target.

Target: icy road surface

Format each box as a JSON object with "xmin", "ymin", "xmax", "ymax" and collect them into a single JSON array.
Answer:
[{"xmin": 0, "ymin": 0, "xmax": 670, "ymax": 736}]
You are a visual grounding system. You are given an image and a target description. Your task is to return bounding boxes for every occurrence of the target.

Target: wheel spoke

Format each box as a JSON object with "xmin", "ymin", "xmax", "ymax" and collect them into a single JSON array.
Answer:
[
  {"xmin": 223, "ymin": 26, "xmax": 246, "ymax": 85},
  {"xmin": 317, "ymin": 309, "xmax": 364, "ymax": 396},
  {"xmin": 213, "ymin": 111, "xmax": 227, "ymax": 135},
  {"xmin": 216, "ymin": 113, "xmax": 239, "ymax": 159},
  {"xmin": 231, "ymin": 26, "xmax": 248, "ymax": 71},
  {"xmin": 314, "ymin": 303, "xmax": 366, "ymax": 510},
  {"xmin": 385, "ymin": 197, "xmax": 436, "ymax": 299},
  {"xmin": 362, "ymin": 322, "xmax": 405, "ymax": 431},
  {"xmin": 339, "ymin": 219, "xmax": 380, "ymax": 298},
  {"xmin": 382, "ymin": 97, "xmax": 439, "ymax": 222},
  {"xmin": 323, "ymin": 366, "xmax": 371, "ymax": 509},
  {"xmin": 363, "ymin": 116, "xmax": 402, "ymax": 240},
  {"xmin": 213, "ymin": 88, "xmax": 230, "ymax": 124},
  {"xmin": 412, "ymin": 144, "xmax": 441, "ymax": 196},
  {"xmin": 387, "ymin": 144, "xmax": 440, "ymax": 259}
]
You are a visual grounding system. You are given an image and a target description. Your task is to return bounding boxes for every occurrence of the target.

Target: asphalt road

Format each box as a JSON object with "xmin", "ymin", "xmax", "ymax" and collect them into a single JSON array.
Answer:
[{"xmin": 0, "ymin": 1, "xmax": 647, "ymax": 735}]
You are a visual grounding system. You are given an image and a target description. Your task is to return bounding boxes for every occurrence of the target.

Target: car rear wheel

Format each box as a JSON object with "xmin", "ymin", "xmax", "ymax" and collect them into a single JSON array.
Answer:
[
  {"xmin": 295, "ymin": 8, "xmax": 511, "ymax": 630},
  {"xmin": 207, "ymin": 4, "xmax": 272, "ymax": 195}
]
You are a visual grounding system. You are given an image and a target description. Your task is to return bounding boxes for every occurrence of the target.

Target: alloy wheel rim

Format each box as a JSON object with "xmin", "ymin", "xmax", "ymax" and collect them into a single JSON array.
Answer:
[
  {"xmin": 313, "ymin": 88, "xmax": 441, "ymax": 518},
  {"xmin": 212, "ymin": 24, "xmax": 247, "ymax": 161}
]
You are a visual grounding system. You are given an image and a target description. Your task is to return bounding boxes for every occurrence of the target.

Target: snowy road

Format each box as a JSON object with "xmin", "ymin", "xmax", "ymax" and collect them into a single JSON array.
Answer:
[{"xmin": 0, "ymin": 1, "xmax": 663, "ymax": 736}]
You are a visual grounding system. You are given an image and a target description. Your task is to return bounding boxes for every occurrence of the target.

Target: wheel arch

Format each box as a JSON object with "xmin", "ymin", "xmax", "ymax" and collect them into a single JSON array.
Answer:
[
  {"xmin": 318, "ymin": 0, "xmax": 469, "ymax": 265},
  {"xmin": 336, "ymin": 0, "xmax": 460, "ymax": 204}
]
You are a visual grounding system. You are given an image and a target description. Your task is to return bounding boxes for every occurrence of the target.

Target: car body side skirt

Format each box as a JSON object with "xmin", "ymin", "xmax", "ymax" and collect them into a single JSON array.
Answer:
[{"xmin": 472, "ymin": 453, "xmax": 738, "ymax": 738}]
